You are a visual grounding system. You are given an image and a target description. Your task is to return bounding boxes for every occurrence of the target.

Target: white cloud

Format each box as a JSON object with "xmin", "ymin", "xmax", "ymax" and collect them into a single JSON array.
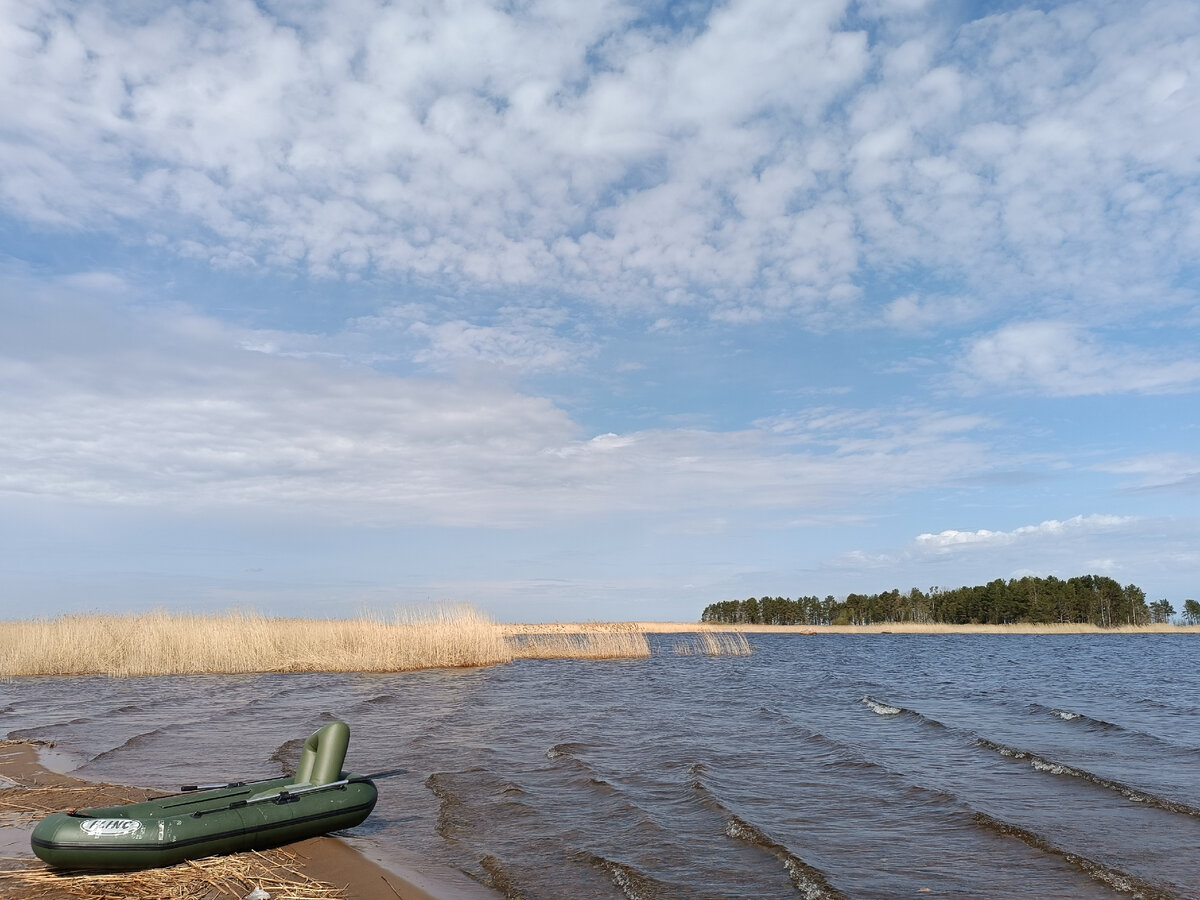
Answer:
[
  {"xmin": 883, "ymin": 292, "xmax": 983, "ymax": 331},
  {"xmin": 826, "ymin": 513, "xmax": 1200, "ymax": 601},
  {"xmin": 957, "ymin": 321, "xmax": 1200, "ymax": 395},
  {"xmin": 407, "ymin": 317, "xmax": 583, "ymax": 374},
  {"xmin": 0, "ymin": 283, "xmax": 1003, "ymax": 526},
  {"xmin": 2, "ymin": 0, "xmax": 1198, "ymax": 325},
  {"xmin": 1094, "ymin": 453, "xmax": 1200, "ymax": 490},
  {"xmin": 914, "ymin": 514, "xmax": 1137, "ymax": 552}
]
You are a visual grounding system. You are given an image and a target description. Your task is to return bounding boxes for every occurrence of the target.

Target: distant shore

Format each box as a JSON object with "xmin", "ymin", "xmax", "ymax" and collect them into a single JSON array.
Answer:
[{"xmin": 502, "ymin": 621, "xmax": 1200, "ymax": 635}]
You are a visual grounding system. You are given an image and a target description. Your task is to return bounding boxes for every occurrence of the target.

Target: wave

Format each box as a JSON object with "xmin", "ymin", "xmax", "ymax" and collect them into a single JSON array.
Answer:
[
  {"xmin": 498, "ymin": 778, "xmax": 527, "ymax": 797},
  {"xmin": 1053, "ymin": 710, "xmax": 1117, "ymax": 729},
  {"xmin": 861, "ymin": 695, "xmax": 902, "ymax": 716},
  {"xmin": 6, "ymin": 716, "xmax": 93, "ymax": 740},
  {"xmin": 354, "ymin": 693, "xmax": 396, "ymax": 708},
  {"xmin": 861, "ymin": 696, "xmax": 947, "ymax": 728},
  {"xmin": 587, "ymin": 853, "xmax": 687, "ymax": 900},
  {"xmin": 426, "ymin": 768, "xmax": 537, "ymax": 844},
  {"xmin": 972, "ymin": 811, "xmax": 1176, "ymax": 899},
  {"xmin": 725, "ymin": 815, "xmax": 851, "ymax": 899},
  {"xmin": 425, "ymin": 771, "xmax": 470, "ymax": 839},
  {"xmin": 1137, "ymin": 695, "xmax": 1199, "ymax": 716},
  {"xmin": 691, "ymin": 766, "xmax": 849, "ymax": 899},
  {"xmin": 976, "ymin": 738, "xmax": 1200, "ymax": 818},
  {"xmin": 479, "ymin": 854, "xmax": 525, "ymax": 900},
  {"xmin": 545, "ymin": 742, "xmax": 615, "ymax": 789},
  {"xmin": 269, "ymin": 736, "xmax": 306, "ymax": 775},
  {"xmin": 1028, "ymin": 702, "xmax": 1200, "ymax": 756},
  {"xmin": 546, "ymin": 741, "xmax": 590, "ymax": 759},
  {"xmin": 85, "ymin": 728, "xmax": 166, "ymax": 763},
  {"xmin": 1028, "ymin": 702, "xmax": 1122, "ymax": 731}
]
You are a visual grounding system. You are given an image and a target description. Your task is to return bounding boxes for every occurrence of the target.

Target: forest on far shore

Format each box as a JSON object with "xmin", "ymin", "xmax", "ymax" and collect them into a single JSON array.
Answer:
[{"xmin": 700, "ymin": 575, "xmax": 1200, "ymax": 627}]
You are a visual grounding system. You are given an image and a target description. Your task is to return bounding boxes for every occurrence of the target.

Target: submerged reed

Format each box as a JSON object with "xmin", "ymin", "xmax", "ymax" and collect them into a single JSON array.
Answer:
[
  {"xmin": 671, "ymin": 632, "xmax": 753, "ymax": 656},
  {"xmin": 508, "ymin": 631, "xmax": 652, "ymax": 660}
]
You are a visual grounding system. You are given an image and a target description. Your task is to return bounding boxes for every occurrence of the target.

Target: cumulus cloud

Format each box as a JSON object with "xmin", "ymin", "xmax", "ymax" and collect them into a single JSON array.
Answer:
[
  {"xmin": 957, "ymin": 321, "xmax": 1200, "ymax": 395},
  {"xmin": 914, "ymin": 514, "xmax": 1136, "ymax": 552},
  {"xmin": 834, "ymin": 513, "xmax": 1142, "ymax": 573},
  {"xmin": 2, "ymin": 0, "xmax": 1198, "ymax": 325}
]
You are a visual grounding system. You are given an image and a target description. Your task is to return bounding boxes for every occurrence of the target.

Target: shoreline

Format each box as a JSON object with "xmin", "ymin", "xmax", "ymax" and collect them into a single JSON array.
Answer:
[
  {"xmin": 502, "ymin": 621, "xmax": 1200, "ymax": 635},
  {"xmin": 0, "ymin": 740, "xmax": 498, "ymax": 900}
]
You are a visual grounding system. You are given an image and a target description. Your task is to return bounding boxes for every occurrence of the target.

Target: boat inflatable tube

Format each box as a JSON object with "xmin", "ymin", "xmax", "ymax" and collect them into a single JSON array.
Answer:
[{"xmin": 31, "ymin": 721, "xmax": 378, "ymax": 870}]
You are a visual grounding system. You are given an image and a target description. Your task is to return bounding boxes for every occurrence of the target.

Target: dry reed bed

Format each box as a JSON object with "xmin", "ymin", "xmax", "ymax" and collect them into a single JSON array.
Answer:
[
  {"xmin": 0, "ymin": 607, "xmax": 513, "ymax": 677},
  {"xmin": 0, "ymin": 609, "xmax": 755, "ymax": 677}
]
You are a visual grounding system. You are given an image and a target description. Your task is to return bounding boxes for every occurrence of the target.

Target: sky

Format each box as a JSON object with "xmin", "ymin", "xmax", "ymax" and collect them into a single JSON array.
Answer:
[{"xmin": 1, "ymin": 0, "xmax": 1198, "ymax": 622}]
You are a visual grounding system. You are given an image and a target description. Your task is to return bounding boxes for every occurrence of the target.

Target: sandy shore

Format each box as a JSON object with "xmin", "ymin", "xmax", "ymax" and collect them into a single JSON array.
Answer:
[{"xmin": 0, "ymin": 740, "xmax": 498, "ymax": 900}]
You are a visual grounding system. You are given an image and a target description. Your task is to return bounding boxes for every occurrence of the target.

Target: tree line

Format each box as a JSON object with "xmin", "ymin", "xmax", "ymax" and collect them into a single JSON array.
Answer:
[{"xmin": 700, "ymin": 576, "xmax": 1200, "ymax": 627}]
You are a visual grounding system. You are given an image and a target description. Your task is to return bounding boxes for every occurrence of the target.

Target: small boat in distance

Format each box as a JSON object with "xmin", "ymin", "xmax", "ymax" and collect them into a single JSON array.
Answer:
[{"xmin": 31, "ymin": 721, "xmax": 378, "ymax": 870}]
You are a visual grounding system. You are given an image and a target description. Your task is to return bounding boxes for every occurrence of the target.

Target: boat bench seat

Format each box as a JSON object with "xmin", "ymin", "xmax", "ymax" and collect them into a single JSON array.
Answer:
[{"xmin": 255, "ymin": 721, "xmax": 351, "ymax": 800}]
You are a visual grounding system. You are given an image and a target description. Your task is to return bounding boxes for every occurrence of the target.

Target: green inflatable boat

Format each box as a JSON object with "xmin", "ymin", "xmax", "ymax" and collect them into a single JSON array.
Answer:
[{"xmin": 31, "ymin": 721, "xmax": 378, "ymax": 870}]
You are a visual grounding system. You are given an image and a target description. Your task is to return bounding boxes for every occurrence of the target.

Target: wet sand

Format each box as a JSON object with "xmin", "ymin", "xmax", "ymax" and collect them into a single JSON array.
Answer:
[{"xmin": 0, "ymin": 740, "xmax": 497, "ymax": 900}]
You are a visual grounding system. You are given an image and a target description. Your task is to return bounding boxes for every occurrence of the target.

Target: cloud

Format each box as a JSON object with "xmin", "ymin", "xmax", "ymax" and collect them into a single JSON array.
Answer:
[
  {"xmin": 407, "ymin": 316, "xmax": 587, "ymax": 374},
  {"xmin": 1094, "ymin": 453, "xmax": 1200, "ymax": 490},
  {"xmin": 0, "ymin": 279, "xmax": 1003, "ymax": 526},
  {"xmin": 957, "ymin": 321, "xmax": 1200, "ymax": 395},
  {"xmin": 883, "ymin": 293, "xmax": 983, "ymax": 331},
  {"xmin": 832, "ymin": 513, "xmax": 1145, "ymax": 576},
  {"xmin": 2, "ymin": 0, "xmax": 1198, "ymax": 326},
  {"xmin": 914, "ymin": 514, "xmax": 1137, "ymax": 553}
]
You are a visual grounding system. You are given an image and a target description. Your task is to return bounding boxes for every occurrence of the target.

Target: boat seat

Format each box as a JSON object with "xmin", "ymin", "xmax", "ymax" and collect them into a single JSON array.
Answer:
[{"xmin": 250, "ymin": 721, "xmax": 351, "ymax": 801}]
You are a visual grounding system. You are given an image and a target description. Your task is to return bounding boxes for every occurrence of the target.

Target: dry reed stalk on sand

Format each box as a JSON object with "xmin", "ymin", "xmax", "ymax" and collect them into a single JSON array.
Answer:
[
  {"xmin": 0, "ymin": 785, "xmax": 156, "ymax": 825},
  {"xmin": 0, "ymin": 847, "xmax": 346, "ymax": 900}
]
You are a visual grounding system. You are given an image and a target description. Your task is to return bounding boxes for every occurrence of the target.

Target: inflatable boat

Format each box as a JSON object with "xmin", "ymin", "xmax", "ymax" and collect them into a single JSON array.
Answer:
[{"xmin": 31, "ymin": 721, "xmax": 378, "ymax": 870}]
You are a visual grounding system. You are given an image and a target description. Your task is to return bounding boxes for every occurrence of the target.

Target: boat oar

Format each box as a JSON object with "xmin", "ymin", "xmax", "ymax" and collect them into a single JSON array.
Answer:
[
  {"xmin": 180, "ymin": 767, "xmax": 407, "ymax": 792},
  {"xmin": 179, "ymin": 777, "xmax": 275, "ymax": 792},
  {"xmin": 358, "ymin": 767, "xmax": 408, "ymax": 780}
]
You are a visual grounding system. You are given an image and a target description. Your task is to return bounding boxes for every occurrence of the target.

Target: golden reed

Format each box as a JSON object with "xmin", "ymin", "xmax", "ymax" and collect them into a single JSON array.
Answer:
[{"xmin": 0, "ymin": 607, "xmax": 753, "ymax": 677}]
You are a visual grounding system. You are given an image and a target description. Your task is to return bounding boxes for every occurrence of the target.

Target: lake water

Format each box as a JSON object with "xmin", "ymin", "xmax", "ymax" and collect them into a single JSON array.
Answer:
[{"xmin": 4, "ymin": 635, "xmax": 1199, "ymax": 898}]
